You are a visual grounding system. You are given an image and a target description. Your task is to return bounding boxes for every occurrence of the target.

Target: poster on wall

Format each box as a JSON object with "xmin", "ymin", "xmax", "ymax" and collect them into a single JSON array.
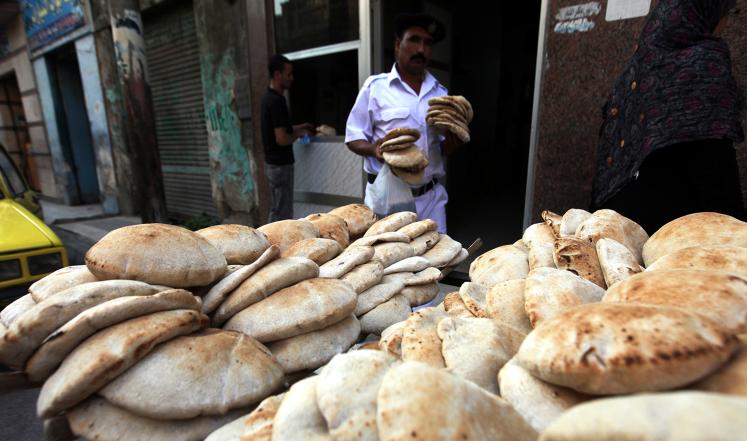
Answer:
[{"xmin": 22, "ymin": 0, "xmax": 86, "ymax": 50}]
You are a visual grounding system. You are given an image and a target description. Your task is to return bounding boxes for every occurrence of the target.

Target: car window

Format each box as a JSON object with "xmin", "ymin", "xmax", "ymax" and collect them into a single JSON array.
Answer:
[{"xmin": 0, "ymin": 144, "xmax": 27, "ymax": 197}]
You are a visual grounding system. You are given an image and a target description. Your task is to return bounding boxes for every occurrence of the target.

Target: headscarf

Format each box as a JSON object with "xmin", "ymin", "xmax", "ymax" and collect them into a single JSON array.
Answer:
[{"xmin": 591, "ymin": 0, "xmax": 743, "ymax": 207}]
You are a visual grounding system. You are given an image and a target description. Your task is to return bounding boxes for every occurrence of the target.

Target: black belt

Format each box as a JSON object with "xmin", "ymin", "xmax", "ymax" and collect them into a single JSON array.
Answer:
[{"xmin": 367, "ymin": 173, "xmax": 437, "ymax": 197}]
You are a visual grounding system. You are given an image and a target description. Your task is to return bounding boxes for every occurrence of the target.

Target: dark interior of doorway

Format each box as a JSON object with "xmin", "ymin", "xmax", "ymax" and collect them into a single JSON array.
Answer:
[
  {"xmin": 46, "ymin": 44, "xmax": 100, "ymax": 205},
  {"xmin": 380, "ymin": 0, "xmax": 540, "ymax": 274}
]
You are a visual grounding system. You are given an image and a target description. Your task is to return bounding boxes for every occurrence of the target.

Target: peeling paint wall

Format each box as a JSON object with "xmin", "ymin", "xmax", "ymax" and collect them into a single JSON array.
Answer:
[{"xmin": 193, "ymin": 0, "xmax": 258, "ymax": 225}]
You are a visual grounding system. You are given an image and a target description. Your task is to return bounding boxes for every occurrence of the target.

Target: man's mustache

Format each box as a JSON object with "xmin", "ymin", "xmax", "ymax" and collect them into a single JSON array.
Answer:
[{"xmin": 411, "ymin": 54, "xmax": 426, "ymax": 62}]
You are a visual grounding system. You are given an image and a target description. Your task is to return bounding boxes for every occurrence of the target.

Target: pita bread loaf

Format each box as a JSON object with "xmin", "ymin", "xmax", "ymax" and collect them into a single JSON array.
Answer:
[
  {"xmin": 642, "ymin": 212, "xmax": 747, "ymax": 266},
  {"xmin": 431, "ymin": 120, "xmax": 470, "ymax": 143},
  {"xmin": 223, "ymin": 278, "xmax": 356, "ymax": 343},
  {"xmin": 485, "ymin": 279, "xmax": 533, "ymax": 334},
  {"xmin": 379, "ymin": 321, "xmax": 407, "ymax": 356},
  {"xmin": 382, "ymin": 128, "xmax": 420, "ymax": 143},
  {"xmin": 391, "ymin": 166, "xmax": 425, "ymax": 185},
  {"xmin": 428, "ymin": 96, "xmax": 468, "ymax": 116},
  {"xmin": 359, "ymin": 295, "xmax": 411, "ymax": 335},
  {"xmin": 29, "ymin": 265, "xmax": 97, "ymax": 302},
  {"xmin": 443, "ymin": 292, "xmax": 475, "ymax": 318},
  {"xmin": 364, "ymin": 211, "xmax": 418, "ymax": 237},
  {"xmin": 528, "ymin": 242, "xmax": 556, "ymax": 270},
  {"xmin": 513, "ymin": 238, "xmax": 530, "ymax": 253},
  {"xmin": 410, "ymin": 230, "xmax": 440, "ymax": 255},
  {"xmin": 384, "ymin": 256, "xmax": 431, "ymax": 274},
  {"xmin": 212, "ymin": 257, "xmax": 318, "ymax": 326},
  {"xmin": 575, "ymin": 209, "xmax": 649, "ymax": 264},
  {"xmin": 401, "ymin": 307, "xmax": 448, "ymax": 367},
  {"xmin": 356, "ymin": 281, "xmax": 405, "ymax": 316},
  {"xmin": 397, "ymin": 219, "xmax": 438, "ymax": 240},
  {"xmin": 542, "ymin": 210, "xmax": 562, "ymax": 237},
  {"xmin": 0, "ymin": 294, "xmax": 35, "ymax": 327},
  {"xmin": 602, "ymin": 269, "xmax": 747, "ymax": 333},
  {"xmin": 267, "ymin": 315, "xmax": 360, "ymax": 373},
  {"xmin": 26, "ymin": 289, "xmax": 201, "ymax": 382},
  {"xmin": 459, "ymin": 282, "xmax": 489, "ymax": 317},
  {"xmin": 438, "ymin": 317, "xmax": 525, "ymax": 394},
  {"xmin": 405, "ymin": 267, "xmax": 442, "ymax": 285},
  {"xmin": 400, "ymin": 282, "xmax": 439, "ymax": 307},
  {"xmin": 471, "ymin": 245, "xmax": 530, "ymax": 287},
  {"xmin": 377, "ymin": 362, "xmax": 538, "ymax": 441},
  {"xmin": 38, "ymin": 309, "xmax": 208, "ymax": 418},
  {"xmin": 319, "ymin": 245, "xmax": 374, "ymax": 279},
  {"xmin": 328, "ymin": 204, "xmax": 377, "ymax": 237},
  {"xmin": 523, "ymin": 222, "xmax": 556, "ymax": 249},
  {"xmin": 595, "ymin": 238, "xmax": 642, "ymax": 287},
  {"xmin": 646, "ymin": 245, "xmax": 747, "ymax": 277},
  {"xmin": 257, "ymin": 219, "xmax": 319, "ymax": 253},
  {"xmin": 85, "ymin": 224, "xmax": 227, "ymax": 287},
  {"xmin": 383, "ymin": 146, "xmax": 429, "ymax": 171},
  {"xmin": 539, "ymin": 391, "xmax": 747, "ymax": 441},
  {"xmin": 205, "ymin": 393, "xmax": 285, "ymax": 441},
  {"xmin": 272, "ymin": 376, "xmax": 332, "ymax": 441},
  {"xmin": 426, "ymin": 109, "xmax": 469, "ymax": 127},
  {"xmin": 281, "ymin": 238, "xmax": 342, "ymax": 266},
  {"xmin": 305, "ymin": 213, "xmax": 350, "ymax": 248},
  {"xmin": 0, "ymin": 280, "xmax": 160, "ymax": 370},
  {"xmin": 422, "ymin": 234, "xmax": 461, "ymax": 267},
  {"xmin": 340, "ymin": 261, "xmax": 384, "ymax": 293},
  {"xmin": 372, "ymin": 242, "xmax": 414, "ymax": 267},
  {"xmin": 498, "ymin": 358, "xmax": 589, "ymax": 433},
  {"xmin": 380, "ymin": 271, "xmax": 412, "ymax": 284},
  {"xmin": 316, "ymin": 350, "xmax": 399, "ymax": 441},
  {"xmin": 524, "ymin": 267, "xmax": 606, "ymax": 327},
  {"xmin": 560, "ymin": 208, "xmax": 591, "ymax": 237},
  {"xmin": 445, "ymin": 247, "xmax": 469, "ymax": 267},
  {"xmin": 470, "ymin": 244, "xmax": 527, "ymax": 280},
  {"xmin": 691, "ymin": 335, "xmax": 747, "ymax": 396},
  {"xmin": 196, "ymin": 224, "xmax": 270, "ymax": 265},
  {"xmin": 380, "ymin": 140, "xmax": 416, "ymax": 152},
  {"xmin": 100, "ymin": 330, "xmax": 283, "ymax": 419},
  {"xmin": 351, "ymin": 231, "xmax": 410, "ymax": 247},
  {"xmin": 202, "ymin": 246, "xmax": 280, "ymax": 314},
  {"xmin": 68, "ymin": 397, "xmax": 248, "ymax": 441},
  {"xmin": 553, "ymin": 237, "xmax": 606, "ymax": 288},
  {"xmin": 516, "ymin": 303, "xmax": 738, "ymax": 395}
]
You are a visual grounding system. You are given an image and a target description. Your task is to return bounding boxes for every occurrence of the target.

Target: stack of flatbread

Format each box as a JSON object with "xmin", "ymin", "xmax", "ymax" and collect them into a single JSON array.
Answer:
[
  {"xmin": 379, "ymin": 128, "xmax": 429, "ymax": 185},
  {"xmin": 0, "ymin": 223, "xmax": 292, "ymax": 441},
  {"xmin": 206, "ymin": 350, "xmax": 538, "ymax": 441},
  {"xmin": 426, "ymin": 95, "xmax": 473, "ymax": 143}
]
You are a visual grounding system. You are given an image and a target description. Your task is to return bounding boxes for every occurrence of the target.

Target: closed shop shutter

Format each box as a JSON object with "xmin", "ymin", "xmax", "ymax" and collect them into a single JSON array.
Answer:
[{"xmin": 143, "ymin": 0, "xmax": 217, "ymax": 220}]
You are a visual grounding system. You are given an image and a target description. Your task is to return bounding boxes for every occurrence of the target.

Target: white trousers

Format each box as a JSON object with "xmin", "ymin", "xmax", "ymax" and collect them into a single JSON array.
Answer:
[{"xmin": 365, "ymin": 182, "xmax": 448, "ymax": 233}]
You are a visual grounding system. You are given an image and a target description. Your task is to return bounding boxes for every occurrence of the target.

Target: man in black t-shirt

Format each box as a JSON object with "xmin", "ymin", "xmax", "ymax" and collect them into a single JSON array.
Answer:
[{"xmin": 261, "ymin": 54, "xmax": 314, "ymax": 222}]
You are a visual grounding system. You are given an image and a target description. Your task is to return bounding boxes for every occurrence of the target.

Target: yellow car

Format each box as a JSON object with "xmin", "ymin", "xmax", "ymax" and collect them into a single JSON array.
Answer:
[{"xmin": 0, "ymin": 145, "xmax": 68, "ymax": 290}]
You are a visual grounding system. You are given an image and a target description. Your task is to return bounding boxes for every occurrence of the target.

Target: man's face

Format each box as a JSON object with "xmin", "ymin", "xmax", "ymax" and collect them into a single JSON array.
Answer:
[
  {"xmin": 395, "ymin": 26, "xmax": 433, "ymax": 75},
  {"xmin": 275, "ymin": 63, "xmax": 294, "ymax": 90}
]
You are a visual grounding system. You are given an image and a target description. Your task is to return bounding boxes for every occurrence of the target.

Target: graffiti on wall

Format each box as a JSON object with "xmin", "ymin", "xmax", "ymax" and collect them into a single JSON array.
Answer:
[{"xmin": 22, "ymin": 0, "xmax": 86, "ymax": 50}]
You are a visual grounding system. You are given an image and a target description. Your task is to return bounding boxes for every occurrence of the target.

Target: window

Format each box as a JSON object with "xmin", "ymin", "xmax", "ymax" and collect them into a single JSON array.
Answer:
[
  {"xmin": 274, "ymin": 0, "xmax": 369, "ymax": 137},
  {"xmin": 274, "ymin": 0, "xmax": 359, "ymax": 54}
]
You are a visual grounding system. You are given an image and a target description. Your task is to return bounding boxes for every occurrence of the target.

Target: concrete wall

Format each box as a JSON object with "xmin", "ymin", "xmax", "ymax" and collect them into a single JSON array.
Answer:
[
  {"xmin": 0, "ymin": 15, "xmax": 58, "ymax": 198},
  {"xmin": 194, "ymin": 0, "xmax": 259, "ymax": 225}
]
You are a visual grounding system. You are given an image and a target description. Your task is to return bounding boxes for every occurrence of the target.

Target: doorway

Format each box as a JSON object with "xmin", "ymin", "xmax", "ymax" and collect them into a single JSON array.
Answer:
[
  {"xmin": 46, "ymin": 44, "xmax": 100, "ymax": 204},
  {"xmin": 375, "ymin": 0, "xmax": 541, "ymax": 266},
  {"xmin": 0, "ymin": 74, "xmax": 35, "ymax": 190}
]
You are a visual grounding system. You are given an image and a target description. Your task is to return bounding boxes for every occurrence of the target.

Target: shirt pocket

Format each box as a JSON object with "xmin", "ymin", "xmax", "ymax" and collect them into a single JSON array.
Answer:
[{"xmin": 379, "ymin": 107, "xmax": 410, "ymax": 122}]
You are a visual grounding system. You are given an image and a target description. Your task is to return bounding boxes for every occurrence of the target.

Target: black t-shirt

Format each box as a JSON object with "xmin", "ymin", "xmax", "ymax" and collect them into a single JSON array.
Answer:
[{"xmin": 261, "ymin": 88, "xmax": 294, "ymax": 165}]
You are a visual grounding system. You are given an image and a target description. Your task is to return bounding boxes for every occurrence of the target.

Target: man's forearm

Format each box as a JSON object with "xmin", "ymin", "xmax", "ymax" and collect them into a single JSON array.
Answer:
[{"xmin": 347, "ymin": 139, "xmax": 378, "ymax": 158}]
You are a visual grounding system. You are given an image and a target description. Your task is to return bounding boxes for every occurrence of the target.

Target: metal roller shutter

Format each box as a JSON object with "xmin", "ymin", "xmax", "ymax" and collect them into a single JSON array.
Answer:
[{"xmin": 144, "ymin": 1, "xmax": 217, "ymax": 220}]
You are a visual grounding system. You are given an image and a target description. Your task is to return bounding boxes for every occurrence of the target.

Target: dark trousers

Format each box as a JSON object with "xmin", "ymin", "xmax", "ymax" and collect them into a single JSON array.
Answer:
[
  {"xmin": 599, "ymin": 139, "xmax": 746, "ymax": 235},
  {"xmin": 265, "ymin": 163, "xmax": 294, "ymax": 222}
]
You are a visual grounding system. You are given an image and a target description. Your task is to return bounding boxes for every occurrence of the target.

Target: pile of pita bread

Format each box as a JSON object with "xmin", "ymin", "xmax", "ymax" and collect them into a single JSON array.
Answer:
[
  {"xmin": 0, "ymin": 204, "xmax": 472, "ymax": 441},
  {"xmin": 379, "ymin": 128, "xmax": 430, "ymax": 185},
  {"xmin": 206, "ymin": 210, "xmax": 746, "ymax": 441},
  {"xmin": 426, "ymin": 95, "xmax": 473, "ymax": 143}
]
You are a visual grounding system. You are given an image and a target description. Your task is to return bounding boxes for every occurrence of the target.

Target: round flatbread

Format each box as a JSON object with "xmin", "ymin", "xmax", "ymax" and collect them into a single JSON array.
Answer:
[
  {"xmin": 382, "ymin": 145, "xmax": 429, "ymax": 170},
  {"xmin": 382, "ymin": 127, "xmax": 420, "ymax": 142},
  {"xmin": 282, "ymin": 238, "xmax": 343, "ymax": 266},
  {"xmin": 304, "ymin": 213, "xmax": 350, "ymax": 248},
  {"xmin": 328, "ymin": 204, "xmax": 377, "ymax": 237},
  {"xmin": 85, "ymin": 224, "xmax": 227, "ymax": 287},
  {"xmin": 29, "ymin": 266, "xmax": 98, "ymax": 303},
  {"xmin": 257, "ymin": 220, "xmax": 320, "ymax": 253},
  {"xmin": 196, "ymin": 224, "xmax": 270, "ymax": 265}
]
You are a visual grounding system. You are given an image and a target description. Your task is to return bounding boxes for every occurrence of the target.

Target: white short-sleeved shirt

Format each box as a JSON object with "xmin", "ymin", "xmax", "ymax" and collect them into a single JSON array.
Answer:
[{"xmin": 345, "ymin": 64, "xmax": 448, "ymax": 185}]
